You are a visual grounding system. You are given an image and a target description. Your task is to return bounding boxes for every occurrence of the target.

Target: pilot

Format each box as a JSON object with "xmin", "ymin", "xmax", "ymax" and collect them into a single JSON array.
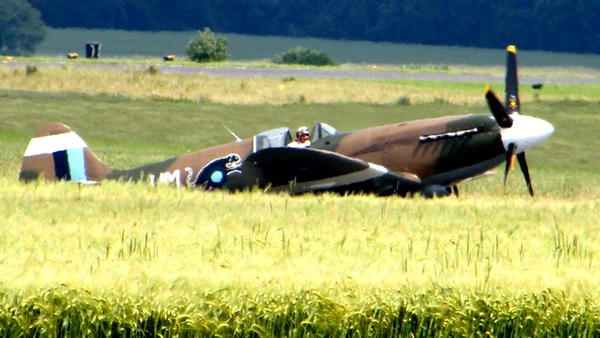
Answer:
[{"xmin": 287, "ymin": 126, "xmax": 311, "ymax": 148}]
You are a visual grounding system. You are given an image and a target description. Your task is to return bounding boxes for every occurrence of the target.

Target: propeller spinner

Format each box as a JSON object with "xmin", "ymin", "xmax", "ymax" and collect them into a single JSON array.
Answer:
[{"xmin": 485, "ymin": 89, "xmax": 554, "ymax": 196}]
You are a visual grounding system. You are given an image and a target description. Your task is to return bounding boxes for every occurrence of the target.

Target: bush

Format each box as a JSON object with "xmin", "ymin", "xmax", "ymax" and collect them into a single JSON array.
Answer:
[
  {"xmin": 186, "ymin": 28, "xmax": 229, "ymax": 63},
  {"xmin": 396, "ymin": 96, "xmax": 411, "ymax": 106},
  {"xmin": 25, "ymin": 65, "xmax": 38, "ymax": 76},
  {"xmin": 273, "ymin": 47, "xmax": 336, "ymax": 67}
]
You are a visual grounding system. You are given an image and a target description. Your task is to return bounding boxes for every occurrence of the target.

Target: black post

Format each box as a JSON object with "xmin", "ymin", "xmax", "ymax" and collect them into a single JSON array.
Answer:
[
  {"xmin": 85, "ymin": 42, "xmax": 101, "ymax": 58},
  {"xmin": 85, "ymin": 43, "xmax": 92, "ymax": 58}
]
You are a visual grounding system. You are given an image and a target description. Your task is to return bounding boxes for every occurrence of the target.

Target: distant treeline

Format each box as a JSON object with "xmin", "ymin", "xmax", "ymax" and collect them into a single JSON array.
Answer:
[{"xmin": 30, "ymin": 0, "xmax": 600, "ymax": 55}]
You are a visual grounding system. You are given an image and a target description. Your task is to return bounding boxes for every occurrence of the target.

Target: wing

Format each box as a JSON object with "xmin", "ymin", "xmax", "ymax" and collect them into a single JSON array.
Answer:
[{"xmin": 236, "ymin": 148, "xmax": 422, "ymax": 196}]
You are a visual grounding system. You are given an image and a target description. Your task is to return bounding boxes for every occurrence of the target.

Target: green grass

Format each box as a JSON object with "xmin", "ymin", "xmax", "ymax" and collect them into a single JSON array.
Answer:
[
  {"xmin": 2, "ymin": 88, "xmax": 600, "ymax": 177},
  {"xmin": 35, "ymin": 28, "xmax": 600, "ymax": 71},
  {"xmin": 2, "ymin": 88, "xmax": 600, "ymax": 211}
]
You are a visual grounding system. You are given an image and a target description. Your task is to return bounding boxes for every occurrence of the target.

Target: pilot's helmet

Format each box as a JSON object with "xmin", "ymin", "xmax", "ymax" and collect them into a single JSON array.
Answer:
[{"xmin": 296, "ymin": 126, "xmax": 310, "ymax": 138}]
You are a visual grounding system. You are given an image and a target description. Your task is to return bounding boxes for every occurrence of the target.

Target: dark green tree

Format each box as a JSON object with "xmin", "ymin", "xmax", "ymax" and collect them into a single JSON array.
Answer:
[
  {"xmin": 0, "ymin": 0, "xmax": 46, "ymax": 56},
  {"xmin": 186, "ymin": 28, "xmax": 229, "ymax": 63},
  {"xmin": 22, "ymin": 0, "xmax": 600, "ymax": 54}
]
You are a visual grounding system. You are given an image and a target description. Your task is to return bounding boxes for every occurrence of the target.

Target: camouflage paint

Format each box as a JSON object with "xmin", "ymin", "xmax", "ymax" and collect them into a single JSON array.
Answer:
[{"xmin": 17, "ymin": 45, "xmax": 553, "ymax": 197}]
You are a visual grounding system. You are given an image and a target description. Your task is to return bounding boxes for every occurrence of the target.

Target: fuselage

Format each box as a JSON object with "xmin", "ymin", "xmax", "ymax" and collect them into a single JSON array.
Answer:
[
  {"xmin": 106, "ymin": 110, "xmax": 553, "ymax": 191},
  {"xmin": 311, "ymin": 114, "xmax": 506, "ymax": 186}
]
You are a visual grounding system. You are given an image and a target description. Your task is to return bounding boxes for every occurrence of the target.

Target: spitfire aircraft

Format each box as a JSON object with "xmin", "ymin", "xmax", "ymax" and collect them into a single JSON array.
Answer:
[{"xmin": 19, "ymin": 45, "xmax": 554, "ymax": 197}]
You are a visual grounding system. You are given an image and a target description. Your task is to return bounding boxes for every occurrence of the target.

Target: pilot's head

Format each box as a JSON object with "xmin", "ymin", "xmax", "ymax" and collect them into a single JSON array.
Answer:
[{"xmin": 296, "ymin": 126, "xmax": 310, "ymax": 138}]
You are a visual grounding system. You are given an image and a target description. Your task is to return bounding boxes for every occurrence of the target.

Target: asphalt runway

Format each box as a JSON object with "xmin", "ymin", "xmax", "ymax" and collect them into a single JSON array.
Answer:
[{"xmin": 3, "ymin": 61, "xmax": 600, "ymax": 84}]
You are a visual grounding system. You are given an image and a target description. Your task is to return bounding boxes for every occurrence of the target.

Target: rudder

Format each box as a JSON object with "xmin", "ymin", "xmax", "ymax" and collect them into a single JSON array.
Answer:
[{"xmin": 19, "ymin": 122, "xmax": 113, "ymax": 183}]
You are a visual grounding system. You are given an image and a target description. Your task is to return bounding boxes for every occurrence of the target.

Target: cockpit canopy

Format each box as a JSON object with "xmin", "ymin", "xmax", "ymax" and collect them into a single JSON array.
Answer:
[
  {"xmin": 252, "ymin": 122, "xmax": 338, "ymax": 152},
  {"xmin": 253, "ymin": 127, "xmax": 291, "ymax": 152},
  {"xmin": 310, "ymin": 122, "xmax": 338, "ymax": 142}
]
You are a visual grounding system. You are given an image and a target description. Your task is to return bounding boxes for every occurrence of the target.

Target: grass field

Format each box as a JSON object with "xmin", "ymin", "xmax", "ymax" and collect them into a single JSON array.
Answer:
[
  {"xmin": 2, "ymin": 36, "xmax": 600, "ymax": 335},
  {"xmin": 36, "ymin": 28, "xmax": 600, "ymax": 69}
]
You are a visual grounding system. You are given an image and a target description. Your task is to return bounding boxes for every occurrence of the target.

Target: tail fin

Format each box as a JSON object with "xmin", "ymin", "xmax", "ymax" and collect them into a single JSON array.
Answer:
[{"xmin": 19, "ymin": 122, "xmax": 113, "ymax": 183}]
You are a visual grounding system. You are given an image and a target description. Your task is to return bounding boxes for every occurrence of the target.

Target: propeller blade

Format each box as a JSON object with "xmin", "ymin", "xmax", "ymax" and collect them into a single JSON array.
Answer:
[
  {"xmin": 517, "ymin": 152, "xmax": 534, "ymax": 196},
  {"xmin": 503, "ymin": 143, "xmax": 515, "ymax": 191},
  {"xmin": 499, "ymin": 46, "xmax": 538, "ymax": 197},
  {"xmin": 505, "ymin": 45, "xmax": 520, "ymax": 114},
  {"xmin": 485, "ymin": 86, "xmax": 513, "ymax": 128}
]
